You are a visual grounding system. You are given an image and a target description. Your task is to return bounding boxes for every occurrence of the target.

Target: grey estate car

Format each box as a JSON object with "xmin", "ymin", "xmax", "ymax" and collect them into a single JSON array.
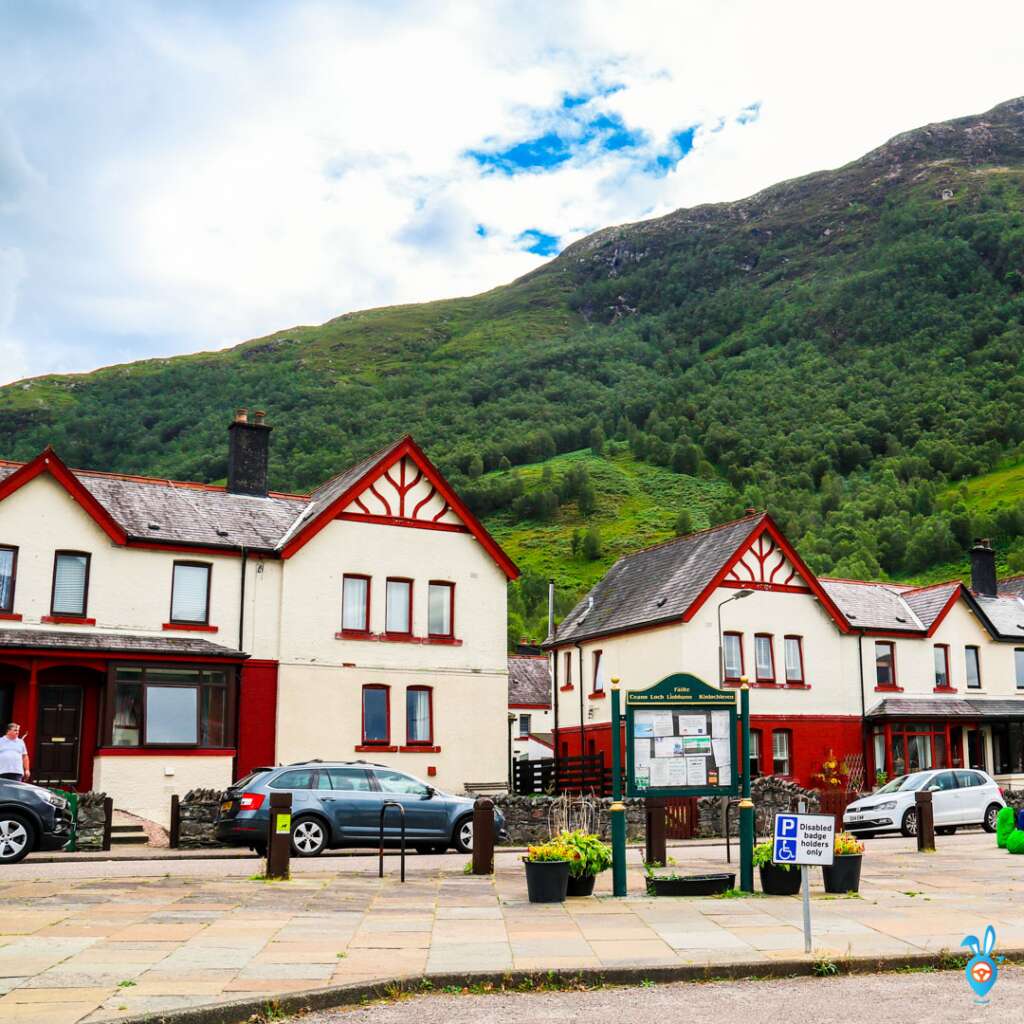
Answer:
[
  {"xmin": 216, "ymin": 760, "xmax": 507, "ymax": 857},
  {"xmin": 0, "ymin": 779, "xmax": 74, "ymax": 863}
]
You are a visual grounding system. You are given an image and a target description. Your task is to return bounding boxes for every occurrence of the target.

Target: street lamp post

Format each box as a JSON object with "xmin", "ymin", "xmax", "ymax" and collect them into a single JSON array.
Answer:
[{"xmin": 717, "ymin": 589, "xmax": 754, "ymax": 685}]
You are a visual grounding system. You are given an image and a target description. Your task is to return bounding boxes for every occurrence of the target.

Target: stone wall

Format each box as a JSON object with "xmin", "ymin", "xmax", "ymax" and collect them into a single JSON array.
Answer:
[
  {"xmin": 74, "ymin": 792, "xmax": 109, "ymax": 851},
  {"xmin": 697, "ymin": 776, "xmax": 821, "ymax": 838},
  {"xmin": 493, "ymin": 795, "xmax": 647, "ymax": 846},
  {"xmin": 177, "ymin": 788, "xmax": 228, "ymax": 848}
]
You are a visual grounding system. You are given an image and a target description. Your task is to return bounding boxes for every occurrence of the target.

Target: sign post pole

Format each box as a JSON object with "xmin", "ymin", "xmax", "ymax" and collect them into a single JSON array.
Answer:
[
  {"xmin": 738, "ymin": 679, "xmax": 754, "ymax": 893},
  {"xmin": 610, "ymin": 677, "xmax": 627, "ymax": 897},
  {"xmin": 799, "ymin": 799, "xmax": 811, "ymax": 953}
]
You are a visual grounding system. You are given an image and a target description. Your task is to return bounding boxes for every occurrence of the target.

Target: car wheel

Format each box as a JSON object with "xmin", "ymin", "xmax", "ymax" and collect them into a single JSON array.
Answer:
[
  {"xmin": 901, "ymin": 808, "xmax": 918, "ymax": 838},
  {"xmin": 290, "ymin": 816, "xmax": 327, "ymax": 857},
  {"xmin": 453, "ymin": 816, "xmax": 473, "ymax": 854},
  {"xmin": 983, "ymin": 804, "xmax": 1001, "ymax": 833},
  {"xmin": 935, "ymin": 826, "xmax": 957, "ymax": 836},
  {"xmin": 0, "ymin": 814, "xmax": 34, "ymax": 864}
]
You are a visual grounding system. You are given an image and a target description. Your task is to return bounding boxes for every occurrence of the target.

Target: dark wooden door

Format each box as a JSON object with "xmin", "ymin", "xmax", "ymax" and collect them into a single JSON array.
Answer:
[
  {"xmin": 36, "ymin": 685, "xmax": 83, "ymax": 785},
  {"xmin": 966, "ymin": 729, "xmax": 985, "ymax": 771}
]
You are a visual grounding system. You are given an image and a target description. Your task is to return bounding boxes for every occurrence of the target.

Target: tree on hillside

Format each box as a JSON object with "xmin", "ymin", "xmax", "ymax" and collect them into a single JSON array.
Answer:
[
  {"xmin": 582, "ymin": 526, "xmax": 602, "ymax": 560},
  {"xmin": 674, "ymin": 509, "xmax": 694, "ymax": 536}
]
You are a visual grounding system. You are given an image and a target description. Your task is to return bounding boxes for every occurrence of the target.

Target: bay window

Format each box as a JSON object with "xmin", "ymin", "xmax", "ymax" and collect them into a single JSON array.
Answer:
[
  {"xmin": 874, "ymin": 641, "xmax": 896, "ymax": 687},
  {"xmin": 754, "ymin": 634, "xmax": 775, "ymax": 682},
  {"xmin": 406, "ymin": 686, "xmax": 433, "ymax": 745},
  {"xmin": 107, "ymin": 665, "xmax": 234, "ymax": 748},
  {"xmin": 362, "ymin": 685, "xmax": 390, "ymax": 744},
  {"xmin": 170, "ymin": 562, "xmax": 211, "ymax": 624},
  {"xmin": 385, "ymin": 578, "xmax": 412, "ymax": 635},
  {"xmin": 723, "ymin": 632, "xmax": 743, "ymax": 681},
  {"xmin": 0, "ymin": 546, "xmax": 15, "ymax": 613},
  {"xmin": 965, "ymin": 646, "xmax": 981, "ymax": 689},
  {"xmin": 52, "ymin": 550, "xmax": 90, "ymax": 617},
  {"xmin": 933, "ymin": 644, "xmax": 951, "ymax": 689},
  {"xmin": 342, "ymin": 574, "xmax": 370, "ymax": 633},
  {"xmin": 784, "ymin": 636, "xmax": 804, "ymax": 684},
  {"xmin": 428, "ymin": 581, "xmax": 454, "ymax": 637}
]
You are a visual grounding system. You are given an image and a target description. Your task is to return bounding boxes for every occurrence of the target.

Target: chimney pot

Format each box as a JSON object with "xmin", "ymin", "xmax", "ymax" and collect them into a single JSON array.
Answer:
[
  {"xmin": 253, "ymin": 410, "xmax": 266, "ymax": 425},
  {"xmin": 234, "ymin": 407, "xmax": 248, "ymax": 424}
]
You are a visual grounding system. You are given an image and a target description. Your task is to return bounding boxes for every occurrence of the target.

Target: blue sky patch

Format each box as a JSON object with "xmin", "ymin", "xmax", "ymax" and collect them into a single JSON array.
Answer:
[
  {"xmin": 517, "ymin": 229, "xmax": 560, "ymax": 256},
  {"xmin": 467, "ymin": 131, "xmax": 573, "ymax": 173},
  {"xmin": 644, "ymin": 124, "xmax": 699, "ymax": 176}
]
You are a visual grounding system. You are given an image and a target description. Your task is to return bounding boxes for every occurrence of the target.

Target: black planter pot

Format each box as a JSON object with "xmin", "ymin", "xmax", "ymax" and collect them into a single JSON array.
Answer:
[
  {"xmin": 646, "ymin": 873, "xmax": 735, "ymax": 897},
  {"xmin": 566, "ymin": 873, "xmax": 597, "ymax": 897},
  {"xmin": 758, "ymin": 862, "xmax": 802, "ymax": 896},
  {"xmin": 524, "ymin": 859, "xmax": 570, "ymax": 903},
  {"xmin": 822, "ymin": 854, "xmax": 862, "ymax": 894}
]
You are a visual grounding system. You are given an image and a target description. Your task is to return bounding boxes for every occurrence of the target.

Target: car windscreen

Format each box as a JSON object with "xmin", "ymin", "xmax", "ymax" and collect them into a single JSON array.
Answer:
[{"xmin": 875, "ymin": 771, "xmax": 931, "ymax": 794}]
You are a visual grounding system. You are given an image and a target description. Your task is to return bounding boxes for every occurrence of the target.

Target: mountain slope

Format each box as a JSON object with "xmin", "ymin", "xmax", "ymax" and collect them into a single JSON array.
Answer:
[{"xmin": 5, "ymin": 98, "xmax": 1024, "ymax": 626}]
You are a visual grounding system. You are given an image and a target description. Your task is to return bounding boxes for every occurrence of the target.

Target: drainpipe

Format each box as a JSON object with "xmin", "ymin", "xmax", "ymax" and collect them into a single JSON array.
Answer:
[
  {"xmin": 575, "ymin": 641, "xmax": 585, "ymax": 759},
  {"xmin": 548, "ymin": 579, "xmax": 559, "ymax": 783},
  {"xmin": 234, "ymin": 546, "xmax": 248, "ymax": 782},
  {"xmin": 858, "ymin": 631, "xmax": 869, "ymax": 786},
  {"xmin": 238, "ymin": 546, "xmax": 248, "ymax": 651}
]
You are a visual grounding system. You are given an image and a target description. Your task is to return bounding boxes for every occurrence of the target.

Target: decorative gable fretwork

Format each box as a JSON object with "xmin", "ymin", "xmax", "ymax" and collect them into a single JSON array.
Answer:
[
  {"xmin": 339, "ymin": 456, "xmax": 465, "ymax": 530},
  {"xmin": 724, "ymin": 531, "xmax": 808, "ymax": 592}
]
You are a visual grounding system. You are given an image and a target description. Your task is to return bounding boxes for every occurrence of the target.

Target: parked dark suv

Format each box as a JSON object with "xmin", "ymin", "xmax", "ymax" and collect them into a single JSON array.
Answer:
[
  {"xmin": 216, "ymin": 760, "xmax": 507, "ymax": 857},
  {"xmin": 0, "ymin": 780, "xmax": 74, "ymax": 863}
]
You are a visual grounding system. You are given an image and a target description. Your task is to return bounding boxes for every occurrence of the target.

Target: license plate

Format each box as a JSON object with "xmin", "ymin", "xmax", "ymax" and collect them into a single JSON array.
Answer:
[{"xmin": 846, "ymin": 813, "xmax": 865, "ymax": 822}]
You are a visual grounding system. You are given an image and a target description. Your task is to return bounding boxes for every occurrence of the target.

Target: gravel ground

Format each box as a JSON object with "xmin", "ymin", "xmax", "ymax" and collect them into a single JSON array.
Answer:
[{"xmin": 302, "ymin": 969, "xmax": 1023, "ymax": 1024}]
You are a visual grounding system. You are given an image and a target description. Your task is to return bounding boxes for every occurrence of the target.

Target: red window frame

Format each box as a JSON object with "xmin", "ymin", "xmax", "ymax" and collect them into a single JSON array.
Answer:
[
  {"xmin": 723, "ymin": 631, "xmax": 744, "ymax": 682},
  {"xmin": 361, "ymin": 684, "xmax": 391, "ymax": 745},
  {"xmin": 933, "ymin": 643, "xmax": 953, "ymax": 691},
  {"xmin": 748, "ymin": 727, "xmax": 763, "ymax": 777},
  {"xmin": 341, "ymin": 574, "xmax": 371, "ymax": 634},
  {"xmin": 0, "ymin": 545, "xmax": 17, "ymax": 615},
  {"xmin": 783, "ymin": 635, "xmax": 805, "ymax": 685},
  {"xmin": 592, "ymin": 649, "xmax": 604, "ymax": 692},
  {"xmin": 874, "ymin": 641, "xmax": 897, "ymax": 689},
  {"xmin": 385, "ymin": 577, "xmax": 413, "ymax": 637},
  {"xmin": 754, "ymin": 633, "xmax": 775, "ymax": 683},
  {"xmin": 405, "ymin": 685, "xmax": 433, "ymax": 746},
  {"xmin": 563, "ymin": 651, "xmax": 573, "ymax": 689},
  {"xmin": 169, "ymin": 561, "xmax": 212, "ymax": 626},
  {"xmin": 427, "ymin": 581, "xmax": 455, "ymax": 639},
  {"xmin": 771, "ymin": 728, "xmax": 792, "ymax": 776},
  {"xmin": 50, "ymin": 549, "xmax": 92, "ymax": 618},
  {"xmin": 965, "ymin": 645, "xmax": 982, "ymax": 689}
]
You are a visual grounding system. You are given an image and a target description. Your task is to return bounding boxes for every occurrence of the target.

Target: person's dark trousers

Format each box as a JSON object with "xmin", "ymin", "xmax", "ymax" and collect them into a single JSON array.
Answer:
[{"xmin": 0, "ymin": 774, "xmax": 23, "ymax": 782}]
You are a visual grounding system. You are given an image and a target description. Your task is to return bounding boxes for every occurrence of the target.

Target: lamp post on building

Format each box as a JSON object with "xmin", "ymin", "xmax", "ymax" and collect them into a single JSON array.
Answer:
[{"xmin": 717, "ymin": 589, "xmax": 754, "ymax": 684}]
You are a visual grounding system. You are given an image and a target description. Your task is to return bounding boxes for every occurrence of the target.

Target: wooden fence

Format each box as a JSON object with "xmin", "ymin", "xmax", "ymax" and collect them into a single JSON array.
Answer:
[{"xmin": 513, "ymin": 754, "xmax": 616, "ymax": 796}]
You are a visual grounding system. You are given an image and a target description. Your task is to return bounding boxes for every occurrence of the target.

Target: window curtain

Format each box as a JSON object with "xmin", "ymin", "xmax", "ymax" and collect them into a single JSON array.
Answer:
[
  {"xmin": 723, "ymin": 635, "xmax": 741, "ymax": 677},
  {"xmin": 386, "ymin": 580, "xmax": 410, "ymax": 632},
  {"xmin": 343, "ymin": 576, "xmax": 369, "ymax": 630},
  {"xmin": 428, "ymin": 583, "xmax": 451, "ymax": 635},
  {"xmin": 53, "ymin": 554, "xmax": 87, "ymax": 614},
  {"xmin": 172, "ymin": 564, "xmax": 209, "ymax": 622},
  {"xmin": 784, "ymin": 639, "xmax": 801, "ymax": 680},
  {"xmin": 407, "ymin": 689, "xmax": 430, "ymax": 742}
]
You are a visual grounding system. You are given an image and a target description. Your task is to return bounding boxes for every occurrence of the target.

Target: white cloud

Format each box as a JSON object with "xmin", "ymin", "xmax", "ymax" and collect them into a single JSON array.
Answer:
[{"xmin": 2, "ymin": 0, "xmax": 1024, "ymax": 383}]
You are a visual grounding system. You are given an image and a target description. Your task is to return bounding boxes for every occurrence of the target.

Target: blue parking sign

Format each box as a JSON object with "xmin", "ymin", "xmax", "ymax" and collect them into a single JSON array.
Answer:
[{"xmin": 772, "ymin": 811, "xmax": 835, "ymax": 866}]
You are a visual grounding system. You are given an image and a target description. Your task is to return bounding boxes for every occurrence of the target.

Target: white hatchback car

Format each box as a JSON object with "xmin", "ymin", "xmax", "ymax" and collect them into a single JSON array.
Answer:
[{"xmin": 843, "ymin": 768, "xmax": 1005, "ymax": 837}]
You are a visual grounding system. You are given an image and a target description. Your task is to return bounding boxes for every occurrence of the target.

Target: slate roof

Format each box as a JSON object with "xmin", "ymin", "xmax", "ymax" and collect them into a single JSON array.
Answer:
[
  {"xmin": 551, "ymin": 515, "xmax": 765, "ymax": 645},
  {"xmin": 999, "ymin": 576, "xmax": 1024, "ymax": 598},
  {"xmin": 970, "ymin": 593, "xmax": 1024, "ymax": 640},
  {"xmin": 0, "ymin": 628, "xmax": 246, "ymax": 659},
  {"xmin": 819, "ymin": 579, "xmax": 925, "ymax": 632},
  {"xmin": 967, "ymin": 698, "xmax": 1024, "ymax": 717},
  {"xmin": 866, "ymin": 697, "xmax": 979, "ymax": 718},
  {"xmin": 508, "ymin": 656, "xmax": 551, "ymax": 706},
  {"xmin": 902, "ymin": 582, "xmax": 960, "ymax": 631}
]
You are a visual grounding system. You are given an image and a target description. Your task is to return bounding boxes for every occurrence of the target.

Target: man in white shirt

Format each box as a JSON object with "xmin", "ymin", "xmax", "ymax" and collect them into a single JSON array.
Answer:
[{"xmin": 0, "ymin": 724, "xmax": 29, "ymax": 783}]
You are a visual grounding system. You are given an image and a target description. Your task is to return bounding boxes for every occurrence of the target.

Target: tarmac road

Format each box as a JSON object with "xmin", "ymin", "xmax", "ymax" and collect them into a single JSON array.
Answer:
[{"xmin": 302, "ymin": 968, "xmax": 1022, "ymax": 1024}]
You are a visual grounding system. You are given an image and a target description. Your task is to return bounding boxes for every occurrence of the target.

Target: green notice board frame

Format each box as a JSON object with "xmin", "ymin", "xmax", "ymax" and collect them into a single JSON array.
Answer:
[{"xmin": 625, "ymin": 673, "xmax": 738, "ymax": 798}]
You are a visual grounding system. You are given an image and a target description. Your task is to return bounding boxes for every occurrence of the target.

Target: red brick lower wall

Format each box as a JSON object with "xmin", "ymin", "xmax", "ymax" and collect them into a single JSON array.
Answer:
[{"xmin": 555, "ymin": 714, "xmax": 864, "ymax": 790}]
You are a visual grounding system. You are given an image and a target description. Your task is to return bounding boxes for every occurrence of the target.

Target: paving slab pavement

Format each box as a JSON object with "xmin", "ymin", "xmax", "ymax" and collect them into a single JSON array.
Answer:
[{"xmin": 0, "ymin": 832, "xmax": 1017, "ymax": 1023}]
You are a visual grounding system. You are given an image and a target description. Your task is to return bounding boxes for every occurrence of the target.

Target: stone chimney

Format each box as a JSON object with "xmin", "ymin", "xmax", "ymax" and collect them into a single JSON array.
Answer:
[
  {"xmin": 970, "ymin": 538, "xmax": 997, "ymax": 597},
  {"xmin": 227, "ymin": 408, "xmax": 271, "ymax": 496}
]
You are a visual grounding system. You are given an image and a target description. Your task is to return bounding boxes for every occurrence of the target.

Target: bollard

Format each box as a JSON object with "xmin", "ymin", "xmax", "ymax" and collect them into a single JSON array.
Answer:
[
  {"xmin": 645, "ymin": 798, "xmax": 666, "ymax": 867},
  {"xmin": 915, "ymin": 790, "xmax": 935, "ymax": 852},
  {"xmin": 266, "ymin": 791, "xmax": 292, "ymax": 879},
  {"xmin": 101, "ymin": 796, "xmax": 113, "ymax": 852},
  {"xmin": 169, "ymin": 794, "xmax": 181, "ymax": 849},
  {"xmin": 472, "ymin": 797, "xmax": 494, "ymax": 874}
]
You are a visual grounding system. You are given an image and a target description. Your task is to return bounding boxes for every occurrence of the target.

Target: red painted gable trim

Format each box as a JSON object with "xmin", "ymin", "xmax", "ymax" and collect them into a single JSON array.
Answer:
[
  {"xmin": 334, "ymin": 511, "xmax": 470, "ymax": 535},
  {"xmin": 682, "ymin": 515, "xmax": 852, "ymax": 634},
  {"xmin": 924, "ymin": 584, "xmax": 966, "ymax": 638},
  {"xmin": 280, "ymin": 436, "xmax": 520, "ymax": 579},
  {"xmin": 0, "ymin": 448, "xmax": 128, "ymax": 545}
]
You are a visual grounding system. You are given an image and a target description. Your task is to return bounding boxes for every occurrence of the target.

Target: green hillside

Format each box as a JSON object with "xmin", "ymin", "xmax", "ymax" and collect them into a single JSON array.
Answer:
[{"xmin": 5, "ymin": 98, "xmax": 1024, "ymax": 639}]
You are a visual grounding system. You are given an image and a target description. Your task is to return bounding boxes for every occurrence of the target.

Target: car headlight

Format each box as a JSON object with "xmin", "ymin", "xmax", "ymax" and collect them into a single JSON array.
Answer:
[
  {"xmin": 44, "ymin": 792, "xmax": 68, "ymax": 809},
  {"xmin": 876, "ymin": 801, "xmax": 897, "ymax": 810}
]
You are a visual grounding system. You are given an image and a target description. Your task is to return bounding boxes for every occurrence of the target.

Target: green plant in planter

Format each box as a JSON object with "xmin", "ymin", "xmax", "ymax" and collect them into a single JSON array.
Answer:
[
  {"xmin": 753, "ymin": 840, "xmax": 791, "ymax": 870},
  {"xmin": 834, "ymin": 831, "xmax": 865, "ymax": 856},
  {"xmin": 996, "ymin": 806, "xmax": 1016, "ymax": 849},
  {"xmin": 1006, "ymin": 829, "xmax": 1024, "ymax": 855},
  {"xmin": 523, "ymin": 841, "xmax": 577, "ymax": 864},
  {"xmin": 874, "ymin": 769, "xmax": 888, "ymax": 788},
  {"xmin": 556, "ymin": 831, "xmax": 612, "ymax": 877}
]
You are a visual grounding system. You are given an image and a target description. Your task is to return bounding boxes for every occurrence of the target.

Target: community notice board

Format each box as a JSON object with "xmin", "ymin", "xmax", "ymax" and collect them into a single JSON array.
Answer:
[{"xmin": 632, "ymin": 708, "xmax": 733, "ymax": 790}]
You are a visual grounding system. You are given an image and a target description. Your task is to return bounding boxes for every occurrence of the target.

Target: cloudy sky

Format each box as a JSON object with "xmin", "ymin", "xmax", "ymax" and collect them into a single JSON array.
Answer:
[{"xmin": 3, "ymin": 1, "xmax": 1024, "ymax": 385}]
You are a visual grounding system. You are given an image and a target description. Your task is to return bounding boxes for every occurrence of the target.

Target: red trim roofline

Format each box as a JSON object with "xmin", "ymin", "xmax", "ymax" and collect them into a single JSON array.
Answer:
[
  {"xmin": 279, "ymin": 436, "xmax": 519, "ymax": 580},
  {"xmin": 923, "ymin": 583, "xmax": 966, "ymax": 637},
  {"xmin": 682, "ymin": 514, "xmax": 852, "ymax": 633},
  {"xmin": 0, "ymin": 448, "xmax": 128, "ymax": 545}
]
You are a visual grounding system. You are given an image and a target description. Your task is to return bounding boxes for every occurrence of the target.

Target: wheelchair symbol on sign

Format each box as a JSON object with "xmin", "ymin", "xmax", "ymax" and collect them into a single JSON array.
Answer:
[{"xmin": 775, "ymin": 839, "xmax": 797, "ymax": 862}]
